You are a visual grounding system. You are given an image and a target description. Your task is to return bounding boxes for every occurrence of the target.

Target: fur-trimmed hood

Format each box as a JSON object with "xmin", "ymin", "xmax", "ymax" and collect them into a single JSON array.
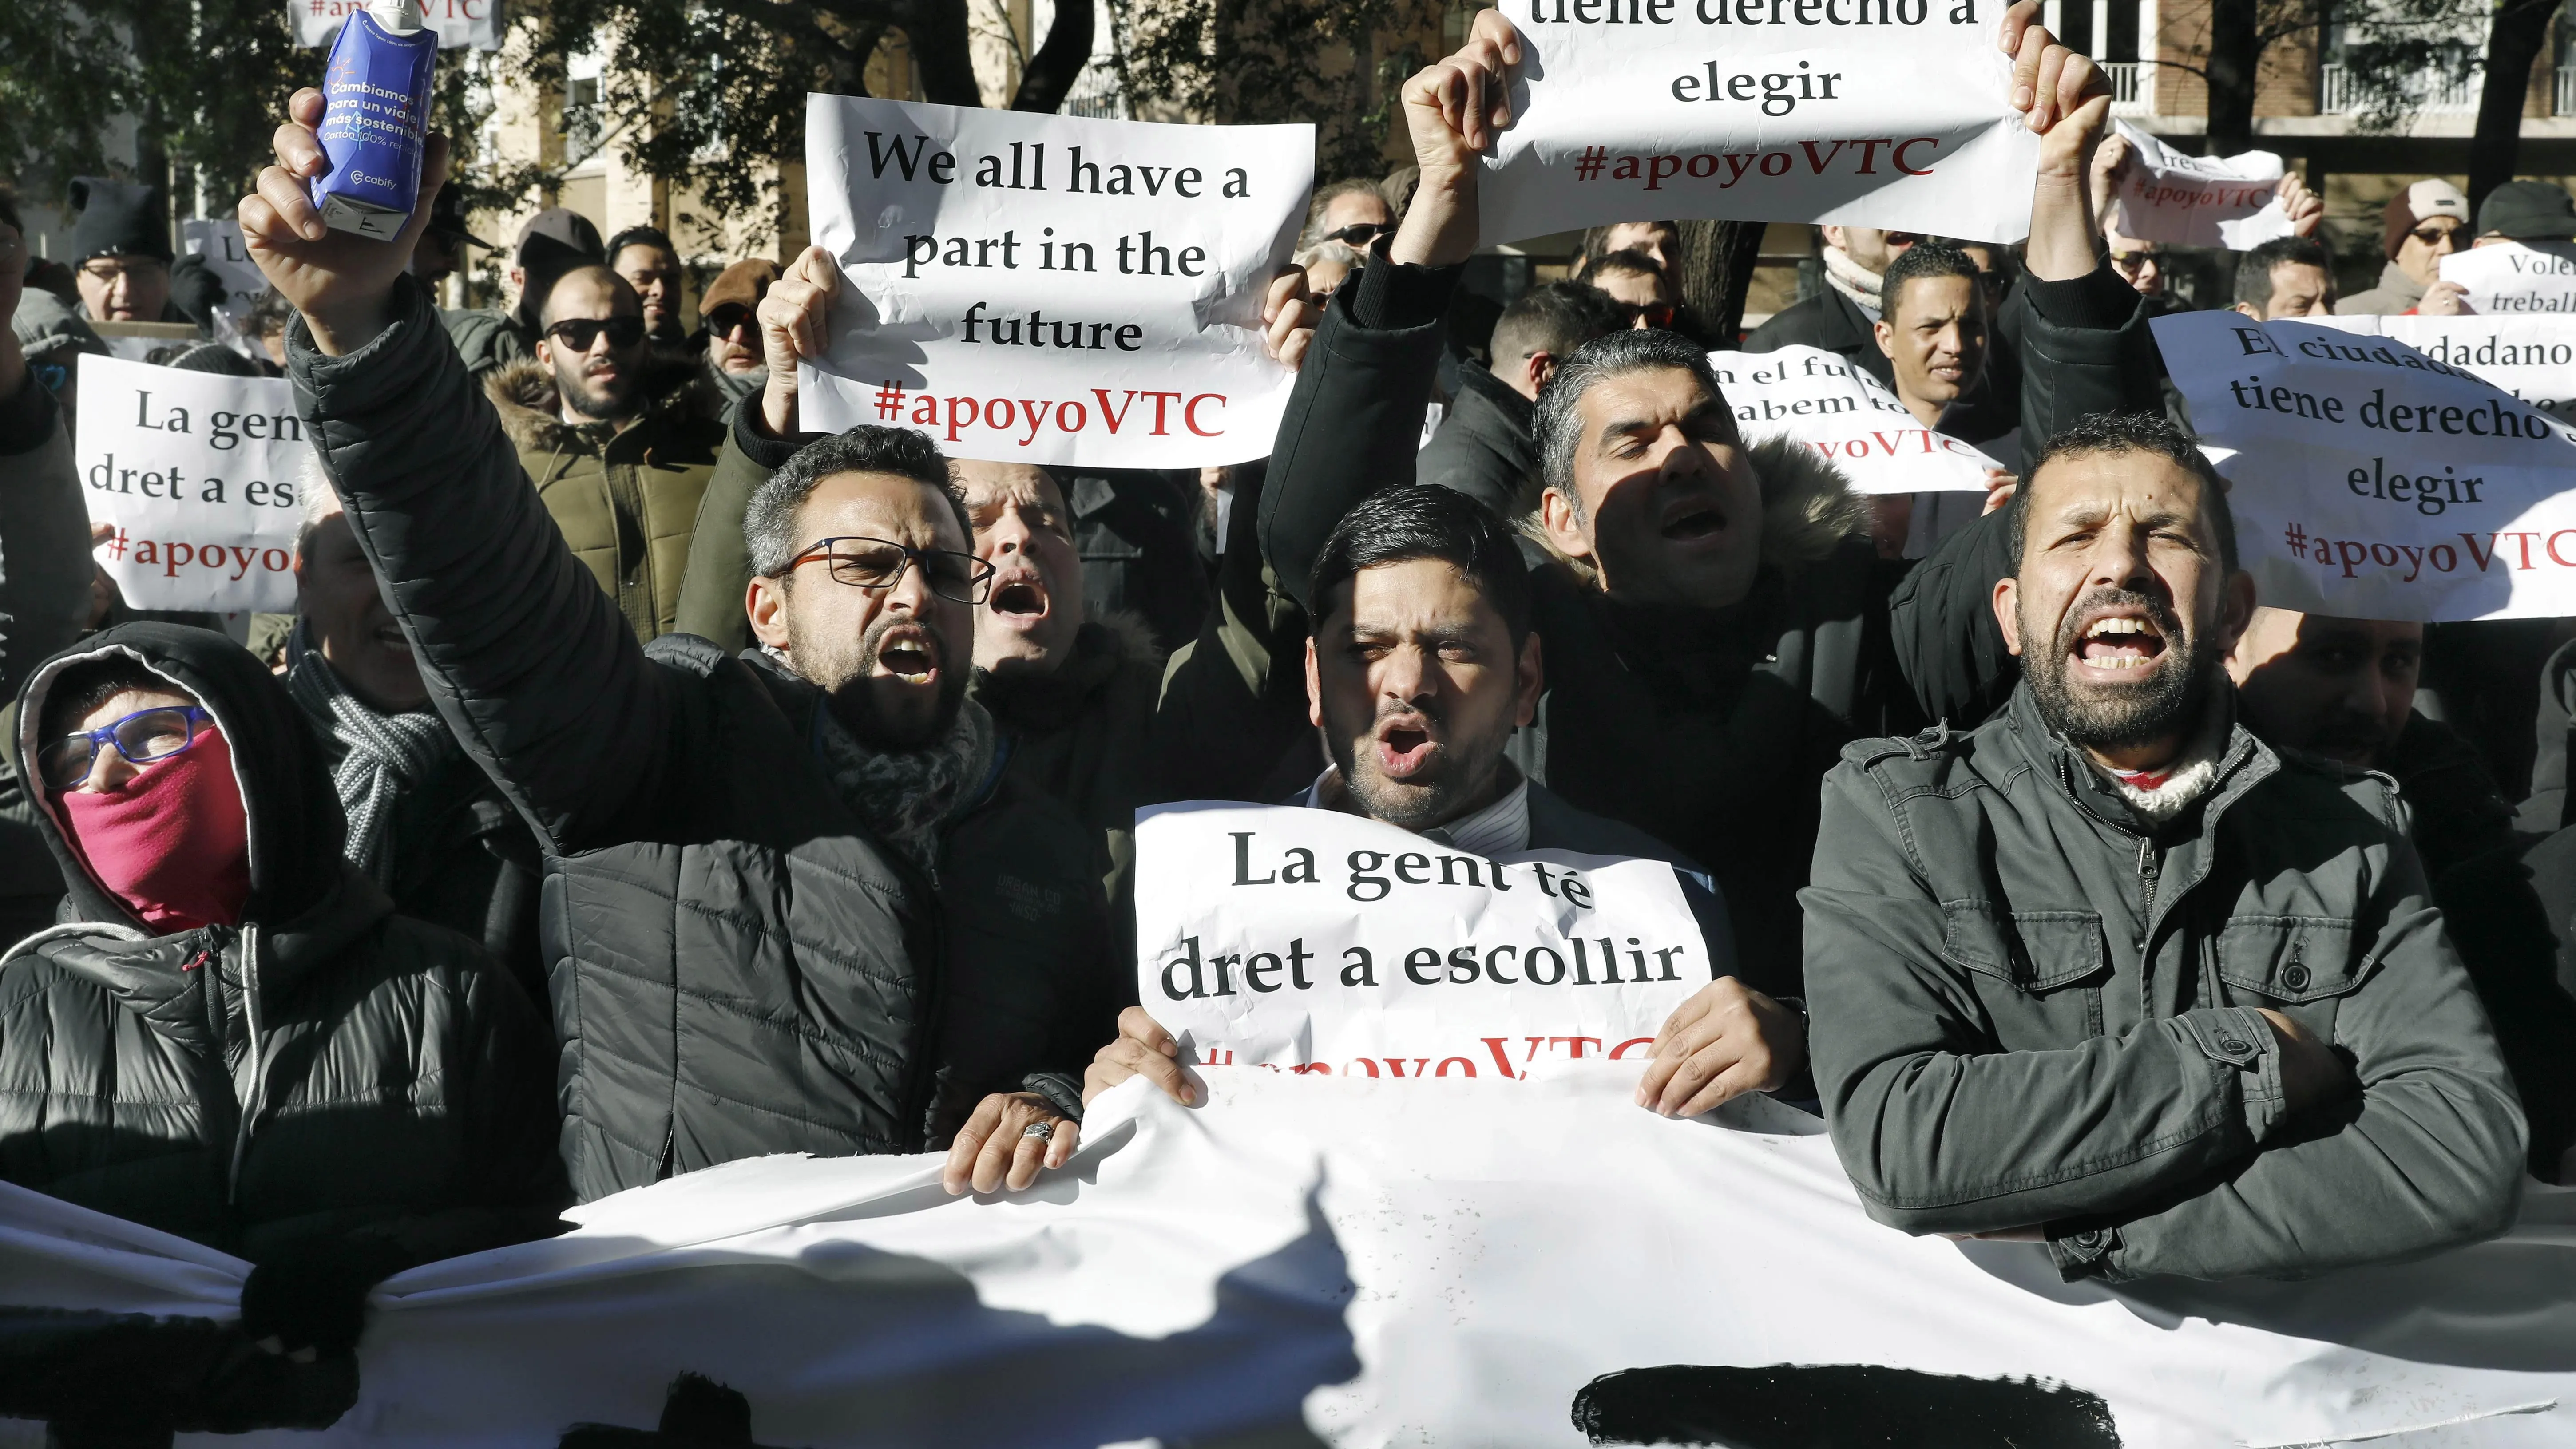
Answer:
[
  {"xmin": 1520, "ymin": 434, "xmax": 1872, "ymax": 592},
  {"xmin": 484, "ymin": 346, "xmax": 722, "ymax": 455}
]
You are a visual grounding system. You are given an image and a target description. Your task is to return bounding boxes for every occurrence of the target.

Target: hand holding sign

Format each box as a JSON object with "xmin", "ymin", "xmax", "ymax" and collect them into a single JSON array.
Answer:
[
  {"xmin": 1633, "ymin": 977, "xmax": 1804, "ymax": 1116},
  {"xmin": 238, "ymin": 86, "xmax": 451, "ymax": 356}
]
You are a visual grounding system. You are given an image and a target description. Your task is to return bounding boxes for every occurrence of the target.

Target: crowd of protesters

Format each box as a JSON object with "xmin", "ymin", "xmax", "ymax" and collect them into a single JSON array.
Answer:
[{"xmin": 1, "ymin": 0, "xmax": 2574, "ymax": 1430}]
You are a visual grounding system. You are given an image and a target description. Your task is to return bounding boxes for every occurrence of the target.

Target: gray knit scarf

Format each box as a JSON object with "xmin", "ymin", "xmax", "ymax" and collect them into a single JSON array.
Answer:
[
  {"xmin": 285, "ymin": 646, "xmax": 457, "ymax": 887},
  {"xmin": 806, "ymin": 685, "xmax": 999, "ymax": 875},
  {"xmin": 1821, "ymin": 243, "xmax": 1884, "ymax": 320}
]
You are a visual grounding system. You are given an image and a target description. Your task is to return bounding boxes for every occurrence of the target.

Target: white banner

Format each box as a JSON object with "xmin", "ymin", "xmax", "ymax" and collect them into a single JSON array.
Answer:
[
  {"xmin": 75, "ymin": 356, "xmax": 303, "ymax": 613},
  {"xmin": 2313, "ymin": 314, "xmax": 2576, "ymax": 427},
  {"xmin": 2441, "ymin": 241, "xmax": 2576, "ymax": 315},
  {"xmin": 801, "ymin": 97, "xmax": 1311, "ymax": 468},
  {"xmin": 180, "ymin": 219, "xmax": 272, "ymax": 364},
  {"xmin": 1, "ymin": 1070, "xmax": 2572, "ymax": 1446},
  {"xmin": 294, "ymin": 0, "xmax": 503, "ymax": 50},
  {"xmin": 1131, "ymin": 803, "xmax": 1707, "ymax": 1076},
  {"xmin": 2154, "ymin": 309, "xmax": 2576, "ymax": 622},
  {"xmin": 1715, "ymin": 344, "xmax": 2001, "ymax": 493},
  {"xmin": 2104, "ymin": 120, "xmax": 2291, "ymax": 250},
  {"xmin": 1477, "ymin": 4, "xmax": 2041, "ymax": 246}
]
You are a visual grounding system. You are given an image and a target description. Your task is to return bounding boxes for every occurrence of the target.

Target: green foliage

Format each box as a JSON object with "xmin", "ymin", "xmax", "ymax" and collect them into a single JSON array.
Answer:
[{"xmin": 1118, "ymin": 0, "xmax": 1438, "ymax": 183}]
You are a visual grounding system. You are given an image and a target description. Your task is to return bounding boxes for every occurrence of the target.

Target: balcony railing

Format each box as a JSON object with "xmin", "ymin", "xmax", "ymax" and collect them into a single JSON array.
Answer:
[
  {"xmin": 2320, "ymin": 61, "xmax": 2480, "ymax": 115},
  {"xmin": 2100, "ymin": 61, "xmax": 2152, "ymax": 116},
  {"xmin": 2558, "ymin": 66, "xmax": 2576, "ymax": 116},
  {"xmin": 1062, "ymin": 63, "xmax": 1128, "ymax": 119}
]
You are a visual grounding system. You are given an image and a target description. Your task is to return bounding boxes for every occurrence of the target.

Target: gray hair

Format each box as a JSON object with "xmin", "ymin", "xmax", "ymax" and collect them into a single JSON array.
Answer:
[
  {"xmin": 745, "ymin": 425, "xmax": 965, "ymax": 581},
  {"xmin": 1531, "ymin": 328, "xmax": 1729, "ymax": 520}
]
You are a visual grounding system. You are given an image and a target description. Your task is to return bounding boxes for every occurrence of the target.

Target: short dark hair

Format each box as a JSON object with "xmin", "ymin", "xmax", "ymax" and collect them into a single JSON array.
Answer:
[
  {"xmin": 1880, "ymin": 241, "xmax": 1983, "ymax": 323},
  {"xmin": 1534, "ymin": 328, "xmax": 1727, "ymax": 521},
  {"xmin": 606, "ymin": 226, "xmax": 678, "ymax": 267},
  {"xmin": 1489, "ymin": 281, "xmax": 1626, "ymax": 367},
  {"xmin": 1586, "ymin": 247, "xmax": 1666, "ymax": 283},
  {"xmin": 2235, "ymin": 235, "xmax": 2333, "ymax": 309},
  {"xmin": 1309, "ymin": 484, "xmax": 1534, "ymax": 647},
  {"xmin": 2009, "ymin": 412, "xmax": 2239, "ymax": 574},
  {"xmin": 745, "ymin": 426, "xmax": 967, "ymax": 581},
  {"xmin": 1579, "ymin": 221, "xmax": 1677, "ymax": 273},
  {"xmin": 540, "ymin": 263, "xmax": 639, "ymax": 329},
  {"xmin": 39, "ymin": 654, "xmax": 187, "ymax": 748}
]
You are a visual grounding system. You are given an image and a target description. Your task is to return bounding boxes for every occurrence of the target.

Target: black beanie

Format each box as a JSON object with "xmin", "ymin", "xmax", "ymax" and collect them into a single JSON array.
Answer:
[{"xmin": 67, "ymin": 177, "xmax": 172, "ymax": 262}]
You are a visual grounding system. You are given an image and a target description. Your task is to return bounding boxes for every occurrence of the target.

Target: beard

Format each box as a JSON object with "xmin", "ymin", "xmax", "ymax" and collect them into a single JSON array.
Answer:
[
  {"xmin": 553, "ymin": 356, "xmax": 637, "ymax": 422},
  {"xmin": 789, "ymin": 606, "xmax": 967, "ymax": 752},
  {"xmin": 2022, "ymin": 586, "xmax": 2211, "ymax": 754},
  {"xmin": 1324, "ymin": 696, "xmax": 1512, "ymax": 833}
]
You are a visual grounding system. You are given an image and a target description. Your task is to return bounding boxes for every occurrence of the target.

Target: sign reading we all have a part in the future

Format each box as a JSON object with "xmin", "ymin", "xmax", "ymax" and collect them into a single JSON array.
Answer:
[
  {"xmin": 1133, "ymin": 803, "xmax": 1709, "ymax": 1080},
  {"xmin": 801, "ymin": 97, "xmax": 1311, "ymax": 468},
  {"xmin": 76, "ymin": 355, "xmax": 303, "ymax": 613},
  {"xmin": 1477, "ymin": 0, "xmax": 2042, "ymax": 244},
  {"xmin": 2156, "ymin": 310, "xmax": 2576, "ymax": 623}
]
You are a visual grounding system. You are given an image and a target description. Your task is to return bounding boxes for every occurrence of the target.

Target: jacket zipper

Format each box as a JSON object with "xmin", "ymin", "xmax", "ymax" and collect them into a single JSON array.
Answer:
[{"xmin": 227, "ymin": 922, "xmax": 268, "ymax": 1205}]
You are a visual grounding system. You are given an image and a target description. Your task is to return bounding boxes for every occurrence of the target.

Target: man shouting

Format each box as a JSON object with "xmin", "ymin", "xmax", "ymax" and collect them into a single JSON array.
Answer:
[{"xmin": 1804, "ymin": 412, "xmax": 2524, "ymax": 1281}]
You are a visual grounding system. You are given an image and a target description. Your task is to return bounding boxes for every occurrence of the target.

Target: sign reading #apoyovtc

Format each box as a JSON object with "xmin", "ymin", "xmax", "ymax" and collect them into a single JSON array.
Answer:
[
  {"xmin": 801, "ymin": 96, "xmax": 1312, "ymax": 469},
  {"xmin": 76, "ymin": 355, "xmax": 303, "ymax": 613},
  {"xmin": 1477, "ymin": 0, "xmax": 2041, "ymax": 245},
  {"xmin": 2153, "ymin": 310, "xmax": 2576, "ymax": 623},
  {"xmin": 1133, "ymin": 803, "xmax": 1708, "ymax": 1079}
]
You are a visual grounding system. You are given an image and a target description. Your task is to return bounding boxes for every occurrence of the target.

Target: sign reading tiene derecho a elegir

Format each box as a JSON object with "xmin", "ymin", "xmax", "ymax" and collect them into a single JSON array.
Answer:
[
  {"xmin": 2154, "ymin": 310, "xmax": 2576, "ymax": 623},
  {"xmin": 1133, "ymin": 803, "xmax": 1709, "ymax": 1079},
  {"xmin": 75, "ymin": 355, "xmax": 302, "ymax": 613},
  {"xmin": 801, "ymin": 96, "xmax": 1312, "ymax": 469},
  {"xmin": 1478, "ymin": 0, "xmax": 2041, "ymax": 245}
]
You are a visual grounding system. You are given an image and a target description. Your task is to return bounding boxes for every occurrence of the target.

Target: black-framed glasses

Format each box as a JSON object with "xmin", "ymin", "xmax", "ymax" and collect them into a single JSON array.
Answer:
[
  {"xmin": 546, "ymin": 315, "xmax": 646, "ymax": 351},
  {"xmin": 38, "ymin": 705, "xmax": 213, "ymax": 790},
  {"xmin": 785, "ymin": 536, "xmax": 995, "ymax": 605},
  {"xmin": 78, "ymin": 256, "xmax": 167, "ymax": 283},
  {"xmin": 1324, "ymin": 222, "xmax": 1395, "ymax": 249},
  {"xmin": 703, "ymin": 303, "xmax": 757, "ymax": 337}
]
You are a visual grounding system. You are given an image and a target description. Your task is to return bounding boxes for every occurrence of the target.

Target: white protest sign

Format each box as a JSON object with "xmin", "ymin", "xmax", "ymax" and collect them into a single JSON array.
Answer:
[
  {"xmin": 1713, "ymin": 344, "xmax": 2001, "ymax": 493},
  {"xmin": 2441, "ymin": 241, "xmax": 2576, "ymax": 315},
  {"xmin": 2105, "ymin": 119, "xmax": 2291, "ymax": 250},
  {"xmin": 1477, "ymin": 4, "xmax": 2041, "ymax": 245},
  {"xmin": 1132, "ymin": 803, "xmax": 1708, "ymax": 1077},
  {"xmin": 2314, "ymin": 314, "xmax": 2576, "ymax": 428},
  {"xmin": 294, "ymin": 0, "xmax": 503, "ymax": 49},
  {"xmin": 801, "ymin": 97, "xmax": 1310, "ymax": 468},
  {"xmin": 5, "ymin": 1072, "xmax": 2575, "ymax": 1447},
  {"xmin": 74, "ymin": 356, "xmax": 303, "ymax": 613},
  {"xmin": 179, "ymin": 219, "xmax": 271, "ymax": 364},
  {"xmin": 2154, "ymin": 309, "xmax": 2576, "ymax": 621}
]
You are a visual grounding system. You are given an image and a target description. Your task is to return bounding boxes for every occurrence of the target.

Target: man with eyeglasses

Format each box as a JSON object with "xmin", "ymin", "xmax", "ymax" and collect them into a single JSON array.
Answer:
[
  {"xmin": 2338, "ymin": 179, "xmax": 2469, "ymax": 317},
  {"xmin": 694, "ymin": 257, "xmax": 778, "ymax": 412},
  {"xmin": 1300, "ymin": 177, "xmax": 1399, "ymax": 254},
  {"xmin": 239, "ymin": 92, "xmax": 1120, "ymax": 1204},
  {"xmin": 488, "ymin": 262, "xmax": 727, "ymax": 643},
  {"xmin": 1585, "ymin": 249, "xmax": 1679, "ymax": 332}
]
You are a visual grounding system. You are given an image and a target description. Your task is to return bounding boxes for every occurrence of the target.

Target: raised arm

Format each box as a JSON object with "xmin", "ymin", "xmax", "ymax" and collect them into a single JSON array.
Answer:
[{"xmin": 245, "ymin": 93, "xmax": 678, "ymax": 853}]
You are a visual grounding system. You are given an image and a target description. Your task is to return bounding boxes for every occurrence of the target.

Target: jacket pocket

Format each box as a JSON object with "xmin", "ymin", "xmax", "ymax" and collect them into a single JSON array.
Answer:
[
  {"xmin": 2214, "ymin": 915, "xmax": 2363, "ymax": 1004},
  {"xmin": 1940, "ymin": 902, "xmax": 2108, "ymax": 993}
]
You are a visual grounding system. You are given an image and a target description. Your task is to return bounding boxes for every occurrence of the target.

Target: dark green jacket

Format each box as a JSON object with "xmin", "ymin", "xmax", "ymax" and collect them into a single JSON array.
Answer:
[{"xmin": 1803, "ymin": 685, "xmax": 2524, "ymax": 1282}]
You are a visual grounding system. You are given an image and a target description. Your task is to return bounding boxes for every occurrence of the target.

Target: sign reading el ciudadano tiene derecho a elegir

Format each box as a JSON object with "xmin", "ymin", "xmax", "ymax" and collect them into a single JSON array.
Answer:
[
  {"xmin": 801, "ymin": 98, "xmax": 1312, "ymax": 469},
  {"xmin": 1478, "ymin": 0, "xmax": 2043, "ymax": 244},
  {"xmin": 2157, "ymin": 310, "xmax": 2576, "ymax": 623}
]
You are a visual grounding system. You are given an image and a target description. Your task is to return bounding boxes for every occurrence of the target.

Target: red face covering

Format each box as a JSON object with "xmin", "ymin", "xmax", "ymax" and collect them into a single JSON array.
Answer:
[{"xmin": 58, "ymin": 723, "xmax": 251, "ymax": 932}]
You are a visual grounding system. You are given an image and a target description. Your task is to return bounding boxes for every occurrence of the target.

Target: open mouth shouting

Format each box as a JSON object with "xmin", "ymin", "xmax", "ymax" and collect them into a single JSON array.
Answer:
[
  {"xmin": 872, "ymin": 624, "xmax": 943, "ymax": 685},
  {"xmin": 1657, "ymin": 491, "xmax": 1730, "ymax": 544},
  {"xmin": 987, "ymin": 568, "xmax": 1050, "ymax": 631},
  {"xmin": 2068, "ymin": 604, "xmax": 2173, "ymax": 679},
  {"xmin": 1375, "ymin": 711, "xmax": 1444, "ymax": 781},
  {"xmin": 372, "ymin": 620, "xmax": 412, "ymax": 656}
]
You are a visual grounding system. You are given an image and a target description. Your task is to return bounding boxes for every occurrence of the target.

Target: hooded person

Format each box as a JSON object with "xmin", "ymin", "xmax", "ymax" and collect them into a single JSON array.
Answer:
[{"xmin": 0, "ymin": 624, "xmax": 565, "ymax": 1375}]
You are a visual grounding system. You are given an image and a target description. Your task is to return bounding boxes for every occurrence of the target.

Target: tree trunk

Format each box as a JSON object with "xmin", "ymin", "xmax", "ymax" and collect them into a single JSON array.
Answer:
[
  {"xmin": 1674, "ymin": 219, "xmax": 1769, "ymax": 344},
  {"xmin": 1012, "ymin": 0, "xmax": 1097, "ymax": 111},
  {"xmin": 2468, "ymin": 0, "xmax": 2562, "ymax": 211},
  {"xmin": 2203, "ymin": 0, "xmax": 2258, "ymax": 157},
  {"xmin": 900, "ymin": 0, "xmax": 986, "ymax": 107}
]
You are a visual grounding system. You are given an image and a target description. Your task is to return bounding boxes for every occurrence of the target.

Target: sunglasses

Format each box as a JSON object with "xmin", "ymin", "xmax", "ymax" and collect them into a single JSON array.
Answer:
[
  {"xmin": 1621, "ymin": 301, "xmax": 1679, "ymax": 329},
  {"xmin": 546, "ymin": 316, "xmax": 646, "ymax": 351},
  {"xmin": 704, "ymin": 304, "xmax": 757, "ymax": 337},
  {"xmin": 784, "ymin": 536, "xmax": 995, "ymax": 605},
  {"xmin": 39, "ymin": 705, "xmax": 213, "ymax": 791},
  {"xmin": 1323, "ymin": 222, "xmax": 1395, "ymax": 249},
  {"xmin": 2409, "ymin": 224, "xmax": 2463, "ymax": 246},
  {"xmin": 2109, "ymin": 249, "xmax": 2162, "ymax": 270}
]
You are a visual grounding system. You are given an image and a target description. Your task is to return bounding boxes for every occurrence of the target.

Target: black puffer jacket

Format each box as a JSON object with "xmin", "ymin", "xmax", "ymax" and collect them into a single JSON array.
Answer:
[
  {"xmin": 293, "ymin": 278, "xmax": 1118, "ymax": 1204},
  {"xmin": 0, "ymin": 625, "xmax": 563, "ymax": 1261}
]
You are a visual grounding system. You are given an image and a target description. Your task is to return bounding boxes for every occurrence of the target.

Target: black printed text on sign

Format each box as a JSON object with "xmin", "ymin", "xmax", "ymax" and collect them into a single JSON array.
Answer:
[
  {"xmin": 801, "ymin": 97, "xmax": 1312, "ymax": 468},
  {"xmin": 76, "ymin": 355, "xmax": 303, "ymax": 613}
]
